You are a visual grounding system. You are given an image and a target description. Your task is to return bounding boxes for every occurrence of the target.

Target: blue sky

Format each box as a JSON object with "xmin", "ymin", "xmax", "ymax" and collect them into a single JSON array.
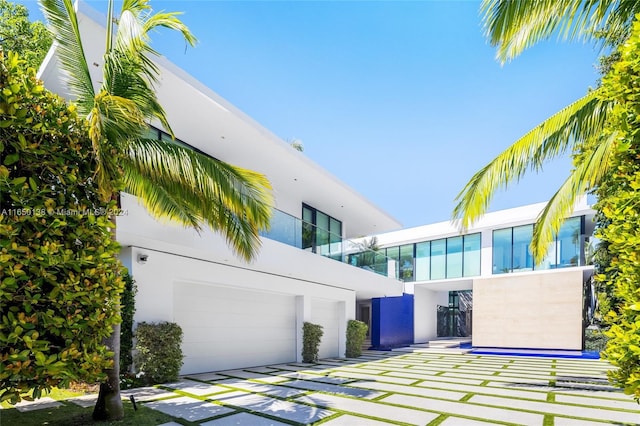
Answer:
[{"xmin": 21, "ymin": 1, "xmax": 602, "ymax": 228}]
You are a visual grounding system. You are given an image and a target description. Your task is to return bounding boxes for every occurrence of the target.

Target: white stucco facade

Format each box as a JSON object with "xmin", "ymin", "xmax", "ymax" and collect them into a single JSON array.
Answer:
[
  {"xmin": 371, "ymin": 198, "xmax": 595, "ymax": 349},
  {"xmin": 39, "ymin": 2, "xmax": 404, "ymax": 374},
  {"xmin": 38, "ymin": 2, "xmax": 599, "ymax": 374}
]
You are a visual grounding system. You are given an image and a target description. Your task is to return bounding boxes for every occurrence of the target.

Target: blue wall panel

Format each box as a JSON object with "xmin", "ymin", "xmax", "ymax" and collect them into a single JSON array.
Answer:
[{"xmin": 371, "ymin": 294, "xmax": 414, "ymax": 349}]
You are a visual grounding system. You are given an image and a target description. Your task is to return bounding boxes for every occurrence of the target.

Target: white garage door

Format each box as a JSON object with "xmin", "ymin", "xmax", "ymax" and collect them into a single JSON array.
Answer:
[
  {"xmin": 311, "ymin": 298, "xmax": 341, "ymax": 359},
  {"xmin": 174, "ymin": 282, "xmax": 297, "ymax": 374}
]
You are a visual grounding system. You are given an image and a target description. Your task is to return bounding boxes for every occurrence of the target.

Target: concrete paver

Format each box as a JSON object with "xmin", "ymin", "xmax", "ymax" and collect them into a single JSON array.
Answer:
[
  {"xmin": 382, "ymin": 393, "xmax": 545, "ymax": 425},
  {"xmin": 555, "ymin": 392, "xmax": 640, "ymax": 411},
  {"xmin": 331, "ymin": 370, "xmax": 419, "ymax": 385},
  {"xmin": 199, "ymin": 412, "xmax": 290, "ymax": 425},
  {"xmin": 553, "ymin": 417, "xmax": 612, "ymax": 425},
  {"xmin": 122, "ymin": 386, "xmax": 179, "ymax": 402},
  {"xmin": 186, "ymin": 372, "xmax": 229, "ymax": 381},
  {"xmin": 217, "ymin": 392, "xmax": 334, "ymax": 424},
  {"xmin": 281, "ymin": 371, "xmax": 352, "ymax": 384},
  {"xmin": 10, "ymin": 350, "xmax": 636, "ymax": 426},
  {"xmin": 163, "ymin": 379, "xmax": 230, "ymax": 396},
  {"xmin": 439, "ymin": 417, "xmax": 502, "ymax": 426},
  {"xmin": 283, "ymin": 379, "xmax": 384, "ymax": 399},
  {"xmin": 321, "ymin": 413, "xmax": 395, "ymax": 425},
  {"xmin": 296, "ymin": 392, "xmax": 439, "ymax": 425},
  {"xmin": 347, "ymin": 380, "xmax": 467, "ymax": 401},
  {"xmin": 144, "ymin": 395, "xmax": 235, "ymax": 422},
  {"xmin": 217, "ymin": 378, "xmax": 307, "ymax": 398},
  {"xmin": 470, "ymin": 394, "xmax": 640, "ymax": 424}
]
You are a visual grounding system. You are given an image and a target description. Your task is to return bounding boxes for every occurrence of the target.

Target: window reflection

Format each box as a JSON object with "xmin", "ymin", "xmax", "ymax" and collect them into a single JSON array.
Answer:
[{"xmin": 492, "ymin": 216, "xmax": 583, "ymax": 274}]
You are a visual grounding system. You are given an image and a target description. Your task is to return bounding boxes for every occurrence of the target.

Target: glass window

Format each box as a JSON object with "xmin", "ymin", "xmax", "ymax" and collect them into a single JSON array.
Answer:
[
  {"xmin": 329, "ymin": 217, "xmax": 342, "ymax": 256},
  {"xmin": 399, "ymin": 244, "xmax": 415, "ymax": 281},
  {"xmin": 315, "ymin": 212, "xmax": 329, "ymax": 255},
  {"xmin": 463, "ymin": 233, "xmax": 481, "ymax": 277},
  {"xmin": 431, "ymin": 239, "xmax": 446, "ymax": 280},
  {"xmin": 446, "ymin": 236, "xmax": 463, "ymax": 278},
  {"xmin": 415, "ymin": 241, "xmax": 430, "ymax": 281},
  {"xmin": 493, "ymin": 228, "xmax": 512, "ymax": 274},
  {"xmin": 144, "ymin": 126, "xmax": 160, "ymax": 140},
  {"xmin": 557, "ymin": 216, "xmax": 582, "ymax": 267},
  {"xmin": 512, "ymin": 225, "xmax": 534, "ymax": 271},
  {"xmin": 385, "ymin": 246, "xmax": 400, "ymax": 280},
  {"xmin": 301, "ymin": 204, "xmax": 342, "ymax": 257},
  {"xmin": 302, "ymin": 206, "xmax": 314, "ymax": 251},
  {"xmin": 385, "ymin": 246, "xmax": 399, "ymax": 262}
]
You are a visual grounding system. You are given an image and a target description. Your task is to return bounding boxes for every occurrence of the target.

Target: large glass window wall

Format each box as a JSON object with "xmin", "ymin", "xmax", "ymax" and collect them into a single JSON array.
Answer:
[
  {"xmin": 492, "ymin": 216, "xmax": 584, "ymax": 274},
  {"xmin": 302, "ymin": 204, "xmax": 343, "ymax": 259},
  {"xmin": 382, "ymin": 233, "xmax": 481, "ymax": 282}
]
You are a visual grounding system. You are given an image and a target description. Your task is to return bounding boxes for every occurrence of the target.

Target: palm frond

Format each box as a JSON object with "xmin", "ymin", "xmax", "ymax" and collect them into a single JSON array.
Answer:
[
  {"xmin": 39, "ymin": 0, "xmax": 95, "ymax": 113},
  {"xmin": 453, "ymin": 90, "xmax": 610, "ymax": 228},
  {"xmin": 108, "ymin": 0, "xmax": 196, "ymax": 137},
  {"xmin": 481, "ymin": 0, "xmax": 639, "ymax": 63},
  {"xmin": 123, "ymin": 164, "xmax": 203, "ymax": 231},
  {"xmin": 87, "ymin": 91, "xmax": 148, "ymax": 200},
  {"xmin": 530, "ymin": 131, "xmax": 617, "ymax": 262},
  {"xmin": 125, "ymin": 138, "xmax": 273, "ymax": 261}
]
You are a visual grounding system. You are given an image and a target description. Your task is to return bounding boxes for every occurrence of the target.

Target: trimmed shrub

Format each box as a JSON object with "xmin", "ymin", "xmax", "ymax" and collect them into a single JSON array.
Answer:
[
  {"xmin": 302, "ymin": 322, "xmax": 323, "ymax": 363},
  {"xmin": 345, "ymin": 320, "xmax": 368, "ymax": 358},
  {"xmin": 119, "ymin": 273, "xmax": 137, "ymax": 373},
  {"xmin": 584, "ymin": 328, "xmax": 609, "ymax": 352},
  {"xmin": 134, "ymin": 321, "xmax": 183, "ymax": 384},
  {"xmin": 0, "ymin": 52, "xmax": 124, "ymax": 403}
]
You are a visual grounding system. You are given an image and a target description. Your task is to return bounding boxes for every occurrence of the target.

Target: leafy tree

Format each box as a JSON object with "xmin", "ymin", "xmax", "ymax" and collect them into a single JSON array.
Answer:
[
  {"xmin": 453, "ymin": 0, "xmax": 640, "ymax": 262},
  {"xmin": 0, "ymin": 51, "xmax": 124, "ymax": 404},
  {"xmin": 0, "ymin": 0, "xmax": 51, "ymax": 69},
  {"xmin": 39, "ymin": 0, "xmax": 273, "ymax": 420},
  {"xmin": 593, "ymin": 18, "xmax": 640, "ymax": 401}
]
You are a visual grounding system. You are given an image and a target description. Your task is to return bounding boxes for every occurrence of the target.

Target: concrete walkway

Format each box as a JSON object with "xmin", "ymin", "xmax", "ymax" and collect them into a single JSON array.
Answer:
[{"xmin": 15, "ymin": 350, "xmax": 640, "ymax": 425}]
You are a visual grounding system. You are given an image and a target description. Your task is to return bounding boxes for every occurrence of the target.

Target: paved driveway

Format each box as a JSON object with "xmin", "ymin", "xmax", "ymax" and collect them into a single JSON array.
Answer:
[{"xmin": 84, "ymin": 349, "xmax": 640, "ymax": 425}]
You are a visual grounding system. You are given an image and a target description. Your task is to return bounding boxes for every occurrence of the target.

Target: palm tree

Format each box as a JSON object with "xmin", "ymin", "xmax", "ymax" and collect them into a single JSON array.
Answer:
[
  {"xmin": 39, "ymin": 0, "xmax": 273, "ymax": 420},
  {"xmin": 453, "ymin": 0, "xmax": 640, "ymax": 262}
]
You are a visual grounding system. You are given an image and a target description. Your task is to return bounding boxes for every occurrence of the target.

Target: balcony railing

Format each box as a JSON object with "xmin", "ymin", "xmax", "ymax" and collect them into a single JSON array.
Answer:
[{"xmin": 260, "ymin": 208, "xmax": 398, "ymax": 279}]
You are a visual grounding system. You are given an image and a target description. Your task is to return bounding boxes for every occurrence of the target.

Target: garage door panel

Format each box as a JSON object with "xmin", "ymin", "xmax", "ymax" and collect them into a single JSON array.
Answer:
[
  {"xmin": 311, "ymin": 299, "xmax": 340, "ymax": 359},
  {"xmin": 174, "ymin": 282, "xmax": 296, "ymax": 374}
]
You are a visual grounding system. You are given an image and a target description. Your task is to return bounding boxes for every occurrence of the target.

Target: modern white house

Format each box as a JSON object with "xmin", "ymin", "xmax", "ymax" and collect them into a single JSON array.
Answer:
[
  {"xmin": 365, "ymin": 198, "xmax": 595, "ymax": 351},
  {"xmin": 38, "ymin": 2, "xmax": 596, "ymax": 375},
  {"xmin": 38, "ymin": 2, "xmax": 405, "ymax": 374}
]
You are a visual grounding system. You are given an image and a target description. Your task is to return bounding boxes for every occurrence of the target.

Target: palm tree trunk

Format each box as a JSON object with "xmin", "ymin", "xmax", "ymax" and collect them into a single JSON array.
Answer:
[
  {"xmin": 93, "ymin": 196, "xmax": 124, "ymax": 420},
  {"xmin": 93, "ymin": 322, "xmax": 123, "ymax": 420}
]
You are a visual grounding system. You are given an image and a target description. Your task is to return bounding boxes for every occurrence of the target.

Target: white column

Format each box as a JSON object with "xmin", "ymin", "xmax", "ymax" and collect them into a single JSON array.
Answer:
[
  {"xmin": 295, "ymin": 295, "xmax": 312, "ymax": 362},
  {"xmin": 338, "ymin": 301, "xmax": 347, "ymax": 358}
]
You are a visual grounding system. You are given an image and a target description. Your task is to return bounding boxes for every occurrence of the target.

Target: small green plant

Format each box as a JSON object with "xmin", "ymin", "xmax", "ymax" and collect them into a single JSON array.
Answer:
[
  {"xmin": 584, "ymin": 327, "xmax": 608, "ymax": 352},
  {"xmin": 302, "ymin": 322, "xmax": 323, "ymax": 363},
  {"xmin": 345, "ymin": 319, "xmax": 368, "ymax": 358},
  {"xmin": 134, "ymin": 322, "xmax": 183, "ymax": 384}
]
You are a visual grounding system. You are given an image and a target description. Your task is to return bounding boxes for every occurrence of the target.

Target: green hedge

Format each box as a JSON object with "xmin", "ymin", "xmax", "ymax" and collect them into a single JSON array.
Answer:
[
  {"xmin": 134, "ymin": 321, "xmax": 183, "ymax": 384},
  {"xmin": 302, "ymin": 322, "xmax": 323, "ymax": 363},
  {"xmin": 0, "ymin": 51, "xmax": 124, "ymax": 403},
  {"xmin": 119, "ymin": 273, "xmax": 137, "ymax": 373},
  {"xmin": 595, "ymin": 16, "xmax": 640, "ymax": 401},
  {"xmin": 345, "ymin": 320, "xmax": 368, "ymax": 358}
]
